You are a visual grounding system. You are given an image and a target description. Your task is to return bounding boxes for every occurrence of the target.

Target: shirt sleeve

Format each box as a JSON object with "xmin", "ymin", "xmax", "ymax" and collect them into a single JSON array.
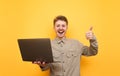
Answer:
[{"xmin": 82, "ymin": 35, "xmax": 98, "ymax": 56}]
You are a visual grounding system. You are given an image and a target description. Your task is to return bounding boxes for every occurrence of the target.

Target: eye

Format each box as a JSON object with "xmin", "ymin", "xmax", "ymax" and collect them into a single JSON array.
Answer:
[
  {"xmin": 62, "ymin": 24, "xmax": 65, "ymax": 27},
  {"xmin": 56, "ymin": 24, "xmax": 60, "ymax": 27}
]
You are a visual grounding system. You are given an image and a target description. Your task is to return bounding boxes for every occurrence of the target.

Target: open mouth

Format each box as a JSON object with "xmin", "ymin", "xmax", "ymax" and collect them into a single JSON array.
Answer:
[{"xmin": 58, "ymin": 30, "xmax": 65, "ymax": 34}]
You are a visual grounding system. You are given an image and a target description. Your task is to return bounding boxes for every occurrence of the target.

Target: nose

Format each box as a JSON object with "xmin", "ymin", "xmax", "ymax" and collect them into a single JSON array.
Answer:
[{"xmin": 59, "ymin": 25, "xmax": 63, "ymax": 29}]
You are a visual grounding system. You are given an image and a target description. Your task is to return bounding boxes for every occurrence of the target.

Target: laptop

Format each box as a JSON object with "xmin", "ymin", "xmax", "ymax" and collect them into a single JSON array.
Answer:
[{"xmin": 17, "ymin": 38, "xmax": 53, "ymax": 63}]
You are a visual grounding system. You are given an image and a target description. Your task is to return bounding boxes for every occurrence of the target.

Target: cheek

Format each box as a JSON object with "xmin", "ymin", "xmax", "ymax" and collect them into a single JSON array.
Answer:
[
  {"xmin": 63, "ymin": 27, "xmax": 67, "ymax": 31},
  {"xmin": 54, "ymin": 27, "xmax": 58, "ymax": 31}
]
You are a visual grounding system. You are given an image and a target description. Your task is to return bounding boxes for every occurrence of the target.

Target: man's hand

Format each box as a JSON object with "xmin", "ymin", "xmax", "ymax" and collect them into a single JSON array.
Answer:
[
  {"xmin": 86, "ymin": 26, "xmax": 94, "ymax": 40},
  {"xmin": 32, "ymin": 61, "xmax": 47, "ymax": 68}
]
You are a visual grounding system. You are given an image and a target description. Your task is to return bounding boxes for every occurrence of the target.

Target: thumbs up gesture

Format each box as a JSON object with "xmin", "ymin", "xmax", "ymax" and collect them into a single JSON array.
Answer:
[{"xmin": 86, "ymin": 26, "xmax": 94, "ymax": 40}]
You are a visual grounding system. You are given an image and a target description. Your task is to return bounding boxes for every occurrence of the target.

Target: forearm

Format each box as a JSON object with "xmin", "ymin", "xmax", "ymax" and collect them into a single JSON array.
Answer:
[{"xmin": 82, "ymin": 36, "xmax": 98, "ymax": 56}]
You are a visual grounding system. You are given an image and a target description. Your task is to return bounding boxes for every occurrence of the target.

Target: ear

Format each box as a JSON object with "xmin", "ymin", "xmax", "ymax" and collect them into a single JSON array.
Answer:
[{"xmin": 66, "ymin": 25, "xmax": 68, "ymax": 29}]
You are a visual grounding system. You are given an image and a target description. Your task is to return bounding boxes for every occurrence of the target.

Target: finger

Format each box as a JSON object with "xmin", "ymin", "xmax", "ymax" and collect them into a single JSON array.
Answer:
[
  {"xmin": 38, "ymin": 61, "xmax": 41, "ymax": 64},
  {"xmin": 42, "ymin": 61, "xmax": 46, "ymax": 65},
  {"xmin": 86, "ymin": 32, "xmax": 93, "ymax": 39},
  {"xmin": 32, "ymin": 61, "xmax": 38, "ymax": 64},
  {"xmin": 89, "ymin": 26, "xmax": 93, "ymax": 31}
]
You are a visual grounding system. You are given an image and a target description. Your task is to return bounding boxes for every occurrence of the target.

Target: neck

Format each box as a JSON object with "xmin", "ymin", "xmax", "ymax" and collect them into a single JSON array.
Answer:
[{"xmin": 56, "ymin": 36, "xmax": 66, "ymax": 40}]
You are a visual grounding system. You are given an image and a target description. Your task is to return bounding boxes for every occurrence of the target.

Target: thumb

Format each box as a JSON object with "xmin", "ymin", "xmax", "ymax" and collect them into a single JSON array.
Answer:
[{"xmin": 89, "ymin": 26, "xmax": 93, "ymax": 31}]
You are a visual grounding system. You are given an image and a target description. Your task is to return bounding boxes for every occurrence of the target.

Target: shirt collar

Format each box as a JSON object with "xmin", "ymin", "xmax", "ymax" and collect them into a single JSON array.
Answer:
[{"xmin": 55, "ymin": 37, "xmax": 67, "ymax": 44}]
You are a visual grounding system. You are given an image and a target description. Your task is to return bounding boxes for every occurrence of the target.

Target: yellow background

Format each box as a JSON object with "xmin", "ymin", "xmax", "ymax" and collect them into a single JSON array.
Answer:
[{"xmin": 0, "ymin": 0, "xmax": 120, "ymax": 76}]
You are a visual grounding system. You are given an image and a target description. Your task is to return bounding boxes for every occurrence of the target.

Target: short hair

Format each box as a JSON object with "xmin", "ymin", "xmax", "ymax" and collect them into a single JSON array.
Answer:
[{"xmin": 53, "ymin": 15, "xmax": 68, "ymax": 25}]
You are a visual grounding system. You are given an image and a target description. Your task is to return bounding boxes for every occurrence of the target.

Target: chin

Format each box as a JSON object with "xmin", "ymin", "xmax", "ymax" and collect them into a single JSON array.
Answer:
[{"xmin": 57, "ymin": 35, "xmax": 65, "ymax": 38}]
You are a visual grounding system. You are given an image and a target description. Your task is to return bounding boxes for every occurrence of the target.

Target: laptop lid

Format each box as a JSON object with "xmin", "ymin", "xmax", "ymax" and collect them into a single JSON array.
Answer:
[{"xmin": 17, "ymin": 38, "xmax": 53, "ymax": 63}]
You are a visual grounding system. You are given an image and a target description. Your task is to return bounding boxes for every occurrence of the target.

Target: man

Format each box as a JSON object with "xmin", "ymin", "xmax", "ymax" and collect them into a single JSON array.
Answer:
[{"xmin": 33, "ymin": 15, "xmax": 98, "ymax": 76}]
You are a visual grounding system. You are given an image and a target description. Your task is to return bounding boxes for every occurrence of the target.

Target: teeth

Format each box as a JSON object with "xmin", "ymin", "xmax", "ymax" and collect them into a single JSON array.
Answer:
[
  {"xmin": 59, "ymin": 31, "xmax": 63, "ymax": 32},
  {"xmin": 58, "ymin": 31, "xmax": 64, "ymax": 34}
]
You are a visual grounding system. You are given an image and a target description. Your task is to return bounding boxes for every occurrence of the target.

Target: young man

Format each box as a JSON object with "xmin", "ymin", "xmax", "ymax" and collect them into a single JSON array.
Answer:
[{"xmin": 33, "ymin": 15, "xmax": 98, "ymax": 76}]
